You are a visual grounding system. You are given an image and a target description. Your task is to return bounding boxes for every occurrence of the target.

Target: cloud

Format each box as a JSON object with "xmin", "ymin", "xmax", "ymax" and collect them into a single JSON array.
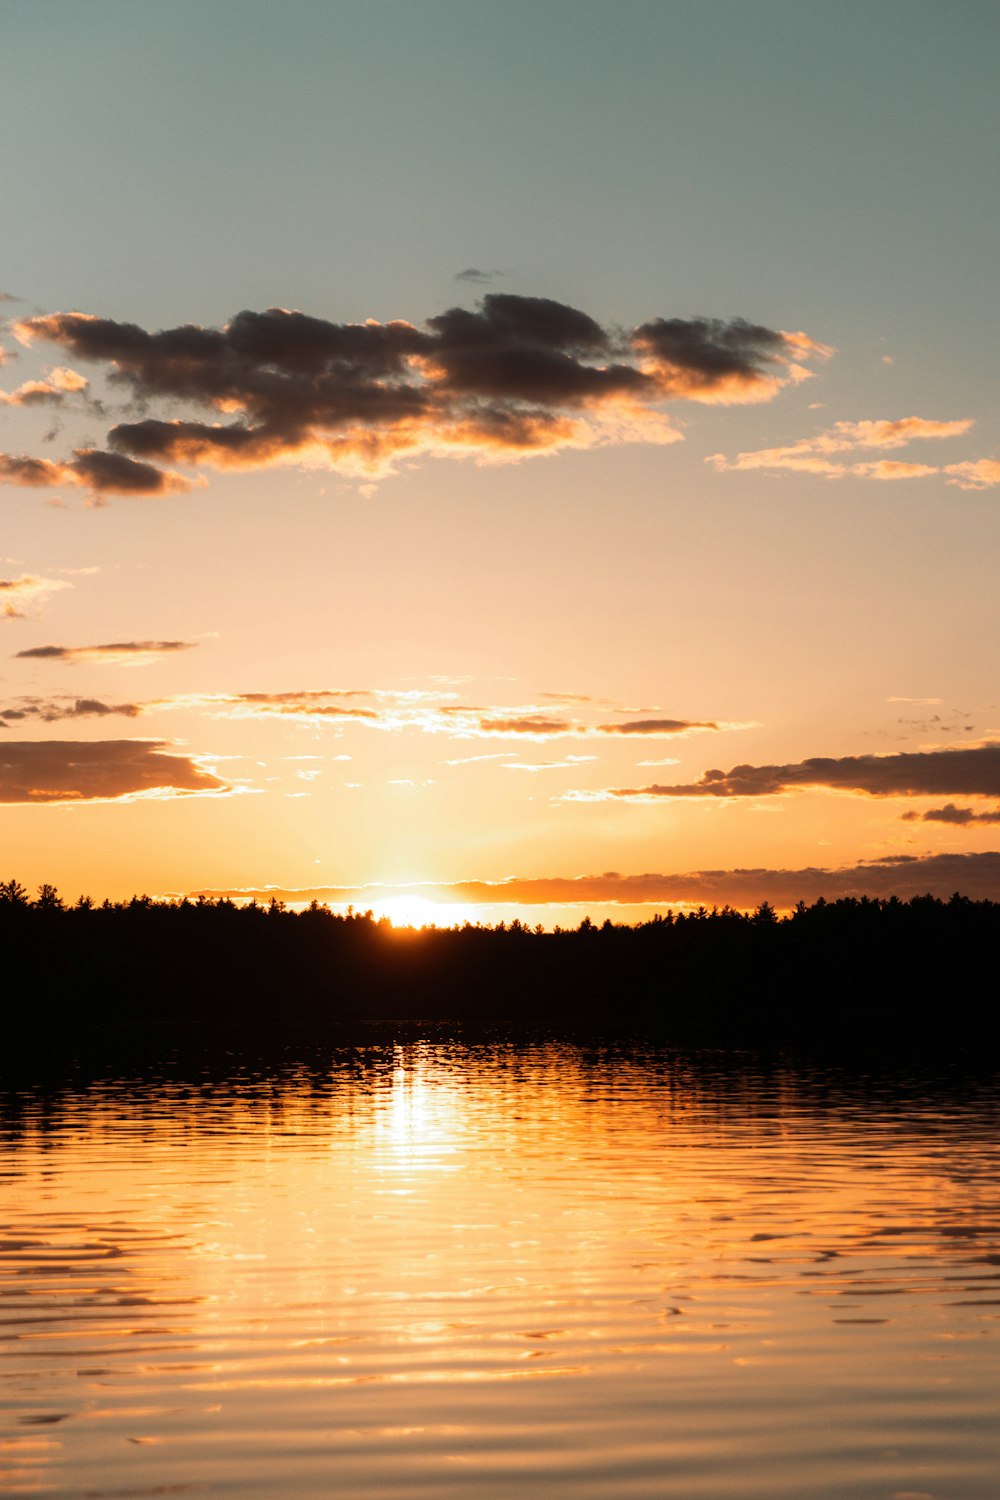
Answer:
[
  {"xmin": 0, "ymin": 448, "xmax": 193, "ymax": 498},
  {"xmin": 0, "ymin": 574, "xmax": 71, "ymax": 619},
  {"xmin": 444, "ymin": 751, "xmax": 517, "ymax": 765},
  {"xmin": 454, "ymin": 268, "xmax": 503, "ymax": 284},
  {"xmin": 595, "ymin": 717, "xmax": 719, "ymax": 735},
  {"xmin": 606, "ymin": 743, "xmax": 1000, "ymax": 800},
  {"xmin": 188, "ymin": 850, "xmax": 1000, "ymax": 911},
  {"xmin": 146, "ymin": 690, "xmax": 736, "ymax": 744},
  {"xmin": 633, "ymin": 318, "xmax": 832, "ymax": 403},
  {"xmin": 0, "ymin": 452, "xmax": 78, "ymax": 488},
  {"xmin": 0, "ymin": 367, "xmax": 89, "ymax": 407},
  {"xmin": 944, "ymin": 458, "xmax": 1000, "ymax": 491},
  {"xmin": 0, "ymin": 739, "xmax": 227, "ymax": 803},
  {"xmin": 432, "ymin": 707, "xmax": 731, "ymax": 740},
  {"xmin": 19, "ymin": 682, "xmax": 739, "ymax": 746},
  {"xmin": 504, "ymin": 756, "xmax": 599, "ymax": 772},
  {"xmin": 0, "ymin": 696, "xmax": 143, "ymax": 727},
  {"xmin": 15, "ymin": 639, "xmax": 197, "ymax": 667},
  {"xmin": 8, "ymin": 296, "xmax": 829, "ymax": 493},
  {"xmin": 709, "ymin": 414, "xmax": 978, "ymax": 481},
  {"xmin": 851, "ymin": 460, "xmax": 938, "ymax": 481},
  {"xmin": 68, "ymin": 448, "xmax": 195, "ymax": 497},
  {"xmin": 195, "ymin": 689, "xmax": 380, "ymax": 724},
  {"xmin": 540, "ymin": 690, "xmax": 609, "ymax": 706},
  {"xmin": 831, "ymin": 417, "xmax": 973, "ymax": 449},
  {"xmin": 901, "ymin": 803, "xmax": 1000, "ymax": 826}
]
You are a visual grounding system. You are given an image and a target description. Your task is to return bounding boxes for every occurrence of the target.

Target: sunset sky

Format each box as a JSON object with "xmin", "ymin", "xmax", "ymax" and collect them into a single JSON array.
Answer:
[{"xmin": 3, "ymin": 0, "xmax": 999, "ymax": 925}]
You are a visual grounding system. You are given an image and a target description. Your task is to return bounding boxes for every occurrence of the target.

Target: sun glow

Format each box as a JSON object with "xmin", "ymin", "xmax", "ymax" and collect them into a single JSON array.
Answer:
[{"xmin": 367, "ymin": 893, "xmax": 481, "ymax": 929}]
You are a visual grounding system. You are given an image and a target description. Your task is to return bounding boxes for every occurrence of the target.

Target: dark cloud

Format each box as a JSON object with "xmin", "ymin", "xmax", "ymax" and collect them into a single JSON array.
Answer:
[
  {"xmin": 69, "ymin": 448, "xmax": 193, "ymax": 496},
  {"xmin": 9, "ymin": 296, "xmax": 828, "ymax": 494},
  {"xmin": 0, "ymin": 739, "xmax": 226, "ymax": 803},
  {"xmin": 597, "ymin": 717, "xmax": 719, "ymax": 736},
  {"xmin": 0, "ymin": 696, "xmax": 143, "ymax": 727},
  {"xmin": 0, "ymin": 452, "xmax": 76, "ymax": 488},
  {"xmin": 609, "ymin": 744, "xmax": 1000, "ymax": 800},
  {"xmin": 432, "ymin": 705, "xmax": 727, "ymax": 740},
  {"xmin": 454, "ymin": 268, "xmax": 503, "ymax": 284},
  {"xmin": 633, "ymin": 317, "xmax": 828, "ymax": 402},
  {"xmin": 189, "ymin": 851, "xmax": 1000, "ymax": 911},
  {"xmin": 901, "ymin": 803, "xmax": 1000, "ymax": 826},
  {"xmin": 0, "ymin": 447, "xmax": 191, "ymax": 497},
  {"xmin": 15, "ymin": 640, "xmax": 197, "ymax": 666}
]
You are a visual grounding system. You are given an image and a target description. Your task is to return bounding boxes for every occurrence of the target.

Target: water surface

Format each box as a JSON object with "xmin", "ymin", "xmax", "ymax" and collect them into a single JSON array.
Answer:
[{"xmin": 3, "ymin": 1042, "xmax": 999, "ymax": 1498}]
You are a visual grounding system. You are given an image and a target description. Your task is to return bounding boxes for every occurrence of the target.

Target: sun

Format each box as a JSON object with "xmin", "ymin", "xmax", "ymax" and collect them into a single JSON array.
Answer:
[{"xmin": 367, "ymin": 893, "xmax": 480, "ymax": 930}]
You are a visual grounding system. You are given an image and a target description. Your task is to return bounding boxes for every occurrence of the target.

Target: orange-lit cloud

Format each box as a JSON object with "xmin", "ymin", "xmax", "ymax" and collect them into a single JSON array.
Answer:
[
  {"xmin": 155, "ymin": 690, "xmax": 734, "ymax": 742},
  {"xmin": 851, "ymin": 460, "xmax": 939, "ymax": 481},
  {"xmin": 0, "ymin": 366, "xmax": 89, "ymax": 406},
  {"xmin": 708, "ymin": 413, "xmax": 977, "ymax": 481},
  {"xmin": 944, "ymin": 458, "xmax": 1000, "ymax": 490},
  {"xmin": 0, "ymin": 739, "xmax": 227, "ymax": 803},
  {"xmin": 0, "ymin": 575, "xmax": 71, "ymax": 619},
  {"xmin": 633, "ymin": 317, "xmax": 832, "ymax": 403},
  {"xmin": 604, "ymin": 743, "xmax": 1000, "ymax": 800},
  {"xmin": 0, "ymin": 453, "xmax": 77, "ymax": 488},
  {"xmin": 188, "ymin": 850, "xmax": 1000, "ymax": 912},
  {"xmin": 8, "ymin": 296, "xmax": 829, "ymax": 494},
  {"xmin": 15, "ymin": 640, "xmax": 197, "ymax": 667}
]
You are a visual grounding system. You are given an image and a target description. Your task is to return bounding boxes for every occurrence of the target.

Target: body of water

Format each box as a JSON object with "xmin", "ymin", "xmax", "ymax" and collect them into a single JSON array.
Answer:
[{"xmin": 3, "ymin": 1040, "xmax": 999, "ymax": 1497}]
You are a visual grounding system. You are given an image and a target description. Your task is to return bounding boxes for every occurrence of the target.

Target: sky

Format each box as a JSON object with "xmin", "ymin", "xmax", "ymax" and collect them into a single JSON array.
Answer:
[{"xmin": 2, "ymin": 0, "xmax": 999, "ymax": 925}]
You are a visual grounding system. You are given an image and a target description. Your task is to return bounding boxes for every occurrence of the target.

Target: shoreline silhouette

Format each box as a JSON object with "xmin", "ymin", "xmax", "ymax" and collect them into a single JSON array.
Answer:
[{"xmin": 4, "ymin": 879, "xmax": 998, "ymax": 1065}]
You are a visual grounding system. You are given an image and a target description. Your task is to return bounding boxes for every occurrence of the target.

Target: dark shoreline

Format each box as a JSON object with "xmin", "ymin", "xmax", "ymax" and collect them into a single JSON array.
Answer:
[{"xmin": 4, "ymin": 886, "xmax": 999, "ymax": 1073}]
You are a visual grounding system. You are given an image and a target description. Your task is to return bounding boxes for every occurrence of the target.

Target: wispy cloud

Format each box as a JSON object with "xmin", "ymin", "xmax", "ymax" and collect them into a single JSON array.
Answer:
[
  {"xmin": 0, "ymin": 739, "xmax": 228, "ymax": 803},
  {"xmin": 943, "ymin": 458, "xmax": 1000, "ymax": 491},
  {"xmin": 6, "ymin": 296, "xmax": 830, "ymax": 495},
  {"xmin": 0, "ymin": 574, "xmax": 71, "ymax": 619},
  {"xmin": 161, "ymin": 690, "xmax": 737, "ymax": 742},
  {"xmin": 708, "ymin": 414, "xmax": 986, "ymax": 483},
  {"xmin": 15, "ymin": 639, "xmax": 198, "ymax": 667},
  {"xmin": 503, "ymin": 755, "xmax": 599, "ymax": 772}
]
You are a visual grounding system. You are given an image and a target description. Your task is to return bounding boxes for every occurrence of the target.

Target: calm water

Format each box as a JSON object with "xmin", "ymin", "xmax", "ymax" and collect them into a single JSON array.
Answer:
[{"xmin": 3, "ymin": 1041, "xmax": 1000, "ymax": 1499}]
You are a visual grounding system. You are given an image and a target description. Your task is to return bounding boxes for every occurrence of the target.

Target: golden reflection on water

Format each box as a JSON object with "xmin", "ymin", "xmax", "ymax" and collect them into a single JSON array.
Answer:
[{"xmin": 2, "ymin": 1044, "xmax": 1000, "ymax": 1498}]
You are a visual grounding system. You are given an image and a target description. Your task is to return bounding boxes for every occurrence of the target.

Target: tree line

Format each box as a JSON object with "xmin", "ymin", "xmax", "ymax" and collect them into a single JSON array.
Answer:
[{"xmin": 3, "ymin": 880, "xmax": 997, "ymax": 1056}]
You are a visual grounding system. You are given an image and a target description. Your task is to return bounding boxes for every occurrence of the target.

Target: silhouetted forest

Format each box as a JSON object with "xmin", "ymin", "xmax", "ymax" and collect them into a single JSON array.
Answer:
[{"xmin": 3, "ymin": 878, "xmax": 998, "ymax": 1061}]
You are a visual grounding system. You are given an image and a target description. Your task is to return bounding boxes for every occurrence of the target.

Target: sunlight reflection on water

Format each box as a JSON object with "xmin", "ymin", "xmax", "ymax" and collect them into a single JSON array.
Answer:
[{"xmin": 2, "ymin": 1042, "xmax": 999, "ymax": 1498}]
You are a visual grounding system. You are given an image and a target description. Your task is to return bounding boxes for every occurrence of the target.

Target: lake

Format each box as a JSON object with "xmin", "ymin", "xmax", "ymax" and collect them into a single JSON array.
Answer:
[{"xmin": 3, "ymin": 1039, "xmax": 999, "ymax": 1498}]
